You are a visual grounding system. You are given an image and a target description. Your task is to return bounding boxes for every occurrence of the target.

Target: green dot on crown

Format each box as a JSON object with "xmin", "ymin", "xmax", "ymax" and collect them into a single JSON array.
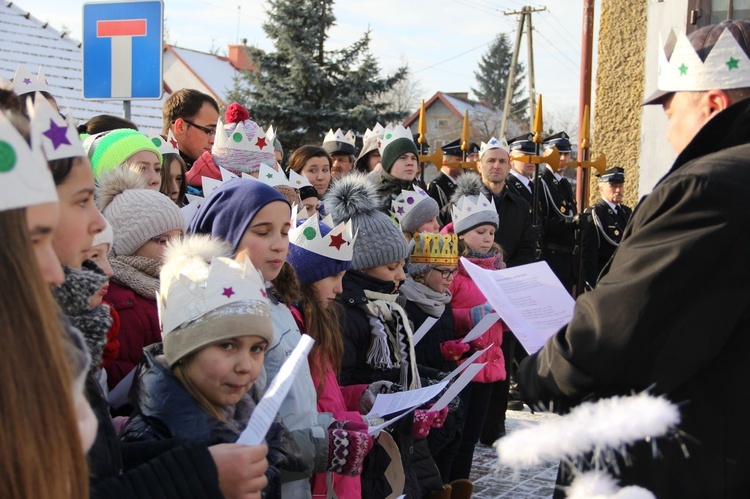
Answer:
[
  {"xmin": 233, "ymin": 132, "xmax": 243, "ymax": 142},
  {"xmin": 0, "ymin": 142, "xmax": 17, "ymax": 173}
]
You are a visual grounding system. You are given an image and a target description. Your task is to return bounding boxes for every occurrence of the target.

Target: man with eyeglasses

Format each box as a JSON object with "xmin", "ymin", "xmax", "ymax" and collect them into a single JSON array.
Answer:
[{"xmin": 162, "ymin": 89, "xmax": 220, "ymax": 170}]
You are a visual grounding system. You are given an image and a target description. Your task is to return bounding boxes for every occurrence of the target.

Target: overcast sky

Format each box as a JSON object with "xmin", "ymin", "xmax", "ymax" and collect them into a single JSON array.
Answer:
[{"xmin": 30, "ymin": 0, "xmax": 600, "ymax": 123}]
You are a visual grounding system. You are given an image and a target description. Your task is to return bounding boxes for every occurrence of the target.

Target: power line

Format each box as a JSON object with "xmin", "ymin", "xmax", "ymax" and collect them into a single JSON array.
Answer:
[
  {"xmin": 451, "ymin": 0, "xmax": 503, "ymax": 17},
  {"xmin": 533, "ymin": 29, "xmax": 580, "ymax": 75},
  {"xmin": 411, "ymin": 40, "xmax": 493, "ymax": 74},
  {"xmin": 539, "ymin": 10, "xmax": 581, "ymax": 49}
]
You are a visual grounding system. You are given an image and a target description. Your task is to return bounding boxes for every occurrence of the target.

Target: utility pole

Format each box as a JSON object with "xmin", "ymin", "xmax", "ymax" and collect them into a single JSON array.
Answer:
[{"xmin": 500, "ymin": 5, "xmax": 546, "ymax": 137}]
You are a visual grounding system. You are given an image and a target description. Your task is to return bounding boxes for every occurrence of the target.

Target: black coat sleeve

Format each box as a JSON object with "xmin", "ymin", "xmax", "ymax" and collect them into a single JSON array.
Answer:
[
  {"xmin": 518, "ymin": 170, "xmax": 750, "ymax": 411},
  {"xmin": 90, "ymin": 441, "xmax": 222, "ymax": 499}
]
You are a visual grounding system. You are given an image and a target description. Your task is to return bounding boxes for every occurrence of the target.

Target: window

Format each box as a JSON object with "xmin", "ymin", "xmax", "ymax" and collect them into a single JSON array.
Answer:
[
  {"xmin": 436, "ymin": 119, "xmax": 449, "ymax": 128},
  {"xmin": 688, "ymin": 0, "xmax": 750, "ymax": 31}
]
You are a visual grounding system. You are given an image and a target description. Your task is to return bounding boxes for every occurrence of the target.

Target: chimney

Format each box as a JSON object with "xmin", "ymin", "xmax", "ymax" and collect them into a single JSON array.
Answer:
[{"xmin": 228, "ymin": 42, "xmax": 256, "ymax": 71}]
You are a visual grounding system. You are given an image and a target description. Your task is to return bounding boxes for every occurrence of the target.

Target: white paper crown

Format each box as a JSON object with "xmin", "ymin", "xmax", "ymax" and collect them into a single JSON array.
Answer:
[
  {"xmin": 266, "ymin": 125, "xmax": 276, "ymax": 147},
  {"xmin": 213, "ymin": 118, "xmax": 275, "ymax": 154},
  {"xmin": 363, "ymin": 122, "xmax": 386, "ymax": 142},
  {"xmin": 451, "ymin": 192, "xmax": 496, "ymax": 227},
  {"xmin": 288, "ymin": 169, "xmax": 313, "ymax": 189},
  {"xmin": 479, "ymin": 136, "xmax": 510, "ymax": 158},
  {"xmin": 149, "ymin": 129, "xmax": 179, "ymax": 155},
  {"xmin": 29, "ymin": 93, "xmax": 86, "ymax": 162},
  {"xmin": 391, "ymin": 186, "xmax": 432, "ymax": 224},
  {"xmin": 323, "ymin": 128, "xmax": 356, "ymax": 147},
  {"xmin": 378, "ymin": 124, "xmax": 413, "ymax": 154},
  {"xmin": 289, "ymin": 213, "xmax": 357, "ymax": 262},
  {"xmin": 658, "ymin": 27, "xmax": 750, "ymax": 92},
  {"xmin": 246, "ymin": 163, "xmax": 291, "ymax": 188},
  {"xmin": 293, "ymin": 204, "xmax": 311, "ymax": 219},
  {"xmin": 0, "ymin": 109, "xmax": 58, "ymax": 211},
  {"xmin": 158, "ymin": 254, "xmax": 269, "ymax": 336},
  {"xmin": 12, "ymin": 64, "xmax": 51, "ymax": 96}
]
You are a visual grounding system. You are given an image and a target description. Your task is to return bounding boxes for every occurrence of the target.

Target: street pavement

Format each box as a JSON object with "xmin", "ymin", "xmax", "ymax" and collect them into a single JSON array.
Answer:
[{"xmin": 469, "ymin": 407, "xmax": 560, "ymax": 498}]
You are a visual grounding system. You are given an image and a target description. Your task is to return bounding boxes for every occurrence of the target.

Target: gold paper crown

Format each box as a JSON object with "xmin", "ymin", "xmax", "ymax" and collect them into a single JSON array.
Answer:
[{"xmin": 410, "ymin": 233, "xmax": 458, "ymax": 265}]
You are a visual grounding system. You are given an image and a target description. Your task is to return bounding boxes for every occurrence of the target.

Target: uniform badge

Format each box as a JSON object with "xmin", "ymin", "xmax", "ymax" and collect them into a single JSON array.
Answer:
[
  {"xmin": 614, "ymin": 230, "xmax": 620, "ymax": 236},
  {"xmin": 561, "ymin": 206, "xmax": 566, "ymax": 213}
]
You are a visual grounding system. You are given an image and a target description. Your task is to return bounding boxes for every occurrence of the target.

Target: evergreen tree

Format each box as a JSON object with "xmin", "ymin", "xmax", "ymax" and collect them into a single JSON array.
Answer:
[
  {"xmin": 228, "ymin": 0, "xmax": 408, "ymax": 152},
  {"xmin": 472, "ymin": 33, "xmax": 529, "ymax": 124}
]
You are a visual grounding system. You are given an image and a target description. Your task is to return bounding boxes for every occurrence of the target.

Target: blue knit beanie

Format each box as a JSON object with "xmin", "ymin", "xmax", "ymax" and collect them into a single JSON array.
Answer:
[
  {"xmin": 188, "ymin": 178, "xmax": 290, "ymax": 251},
  {"xmin": 286, "ymin": 219, "xmax": 352, "ymax": 285}
]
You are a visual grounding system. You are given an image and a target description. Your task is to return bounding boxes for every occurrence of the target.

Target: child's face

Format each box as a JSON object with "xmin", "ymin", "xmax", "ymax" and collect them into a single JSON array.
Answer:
[
  {"xmin": 461, "ymin": 225, "xmax": 496, "ymax": 254},
  {"xmin": 301, "ymin": 197, "xmax": 319, "ymax": 217},
  {"xmin": 312, "ymin": 270, "xmax": 345, "ymax": 309},
  {"xmin": 424, "ymin": 266, "xmax": 458, "ymax": 294},
  {"xmin": 185, "ymin": 336, "xmax": 267, "ymax": 407},
  {"xmin": 390, "ymin": 153, "xmax": 418, "ymax": 181},
  {"xmin": 127, "ymin": 150, "xmax": 162, "ymax": 190},
  {"xmin": 53, "ymin": 158, "xmax": 107, "ymax": 269},
  {"xmin": 235, "ymin": 201, "xmax": 291, "ymax": 281},
  {"xmin": 300, "ymin": 157, "xmax": 331, "ymax": 197},
  {"xmin": 363, "ymin": 260, "xmax": 406, "ymax": 291},
  {"xmin": 416, "ymin": 217, "xmax": 440, "ymax": 234},
  {"xmin": 85, "ymin": 243, "xmax": 113, "ymax": 307},
  {"xmin": 26, "ymin": 201, "xmax": 64, "ymax": 286}
]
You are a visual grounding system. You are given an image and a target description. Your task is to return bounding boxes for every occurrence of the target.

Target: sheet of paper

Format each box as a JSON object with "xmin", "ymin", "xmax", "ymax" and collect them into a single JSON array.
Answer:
[
  {"xmin": 366, "ymin": 380, "xmax": 448, "ymax": 418},
  {"xmin": 236, "ymin": 334, "xmax": 315, "ymax": 446},
  {"xmin": 444, "ymin": 343, "xmax": 493, "ymax": 382},
  {"xmin": 411, "ymin": 316, "xmax": 439, "ymax": 345},
  {"xmin": 460, "ymin": 312, "xmax": 500, "ymax": 343},
  {"xmin": 430, "ymin": 362, "xmax": 486, "ymax": 412},
  {"xmin": 367, "ymin": 409, "xmax": 412, "ymax": 436},
  {"xmin": 108, "ymin": 367, "xmax": 135, "ymax": 409},
  {"xmin": 460, "ymin": 258, "xmax": 575, "ymax": 354}
]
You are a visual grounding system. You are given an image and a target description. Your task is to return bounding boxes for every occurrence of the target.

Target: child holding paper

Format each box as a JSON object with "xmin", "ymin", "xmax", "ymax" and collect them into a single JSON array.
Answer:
[
  {"xmin": 441, "ymin": 177, "xmax": 508, "ymax": 481},
  {"xmin": 400, "ymin": 232, "xmax": 471, "ymax": 486},
  {"xmin": 120, "ymin": 235, "xmax": 301, "ymax": 498},
  {"xmin": 285, "ymin": 213, "xmax": 375, "ymax": 499}
]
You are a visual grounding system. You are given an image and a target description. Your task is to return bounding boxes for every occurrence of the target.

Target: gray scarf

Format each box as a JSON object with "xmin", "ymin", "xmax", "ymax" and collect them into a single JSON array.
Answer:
[
  {"xmin": 399, "ymin": 275, "xmax": 452, "ymax": 317},
  {"xmin": 111, "ymin": 255, "xmax": 161, "ymax": 299}
]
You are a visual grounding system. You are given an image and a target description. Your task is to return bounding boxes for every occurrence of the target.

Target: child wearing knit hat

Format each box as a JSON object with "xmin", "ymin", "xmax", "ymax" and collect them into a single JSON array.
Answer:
[
  {"xmin": 391, "ymin": 186, "xmax": 441, "ymax": 240},
  {"xmin": 188, "ymin": 177, "xmax": 337, "ymax": 499},
  {"xmin": 96, "ymin": 168, "xmax": 185, "ymax": 389},
  {"xmin": 439, "ymin": 173, "xmax": 508, "ymax": 481},
  {"xmin": 285, "ymin": 214, "xmax": 374, "ymax": 497},
  {"xmin": 186, "ymin": 102, "xmax": 277, "ymax": 190},
  {"xmin": 84, "ymin": 128, "xmax": 163, "ymax": 189},
  {"xmin": 120, "ymin": 235, "xmax": 287, "ymax": 496},
  {"xmin": 373, "ymin": 124, "xmax": 422, "ymax": 214}
]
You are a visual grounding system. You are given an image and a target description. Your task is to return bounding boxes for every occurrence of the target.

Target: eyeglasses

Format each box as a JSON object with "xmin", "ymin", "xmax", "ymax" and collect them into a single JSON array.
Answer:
[
  {"xmin": 183, "ymin": 119, "xmax": 217, "ymax": 137},
  {"xmin": 432, "ymin": 268, "xmax": 459, "ymax": 279},
  {"xmin": 150, "ymin": 233, "xmax": 182, "ymax": 245}
]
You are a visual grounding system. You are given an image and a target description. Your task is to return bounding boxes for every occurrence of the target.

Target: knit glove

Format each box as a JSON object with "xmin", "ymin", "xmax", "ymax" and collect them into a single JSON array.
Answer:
[
  {"xmin": 330, "ymin": 419, "xmax": 369, "ymax": 433},
  {"xmin": 469, "ymin": 303, "xmax": 493, "ymax": 327},
  {"xmin": 439, "ymin": 339, "xmax": 470, "ymax": 361},
  {"xmin": 327, "ymin": 428, "xmax": 373, "ymax": 476},
  {"xmin": 430, "ymin": 407, "xmax": 450, "ymax": 429},
  {"xmin": 410, "ymin": 410, "xmax": 437, "ymax": 438},
  {"xmin": 360, "ymin": 380, "xmax": 402, "ymax": 414}
]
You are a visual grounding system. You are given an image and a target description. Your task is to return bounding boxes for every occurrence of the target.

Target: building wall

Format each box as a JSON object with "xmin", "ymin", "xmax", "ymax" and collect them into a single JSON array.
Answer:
[{"xmin": 592, "ymin": 0, "xmax": 649, "ymax": 208}]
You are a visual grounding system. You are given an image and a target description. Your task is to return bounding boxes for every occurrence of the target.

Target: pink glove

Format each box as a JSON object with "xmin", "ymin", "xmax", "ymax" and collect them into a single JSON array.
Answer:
[
  {"xmin": 440, "ymin": 339, "xmax": 470, "ymax": 361},
  {"xmin": 468, "ymin": 337, "xmax": 487, "ymax": 351},
  {"xmin": 430, "ymin": 407, "xmax": 449, "ymax": 429},
  {"xmin": 330, "ymin": 419, "xmax": 369, "ymax": 433},
  {"xmin": 411, "ymin": 410, "xmax": 437, "ymax": 438},
  {"xmin": 327, "ymin": 428, "xmax": 373, "ymax": 476}
]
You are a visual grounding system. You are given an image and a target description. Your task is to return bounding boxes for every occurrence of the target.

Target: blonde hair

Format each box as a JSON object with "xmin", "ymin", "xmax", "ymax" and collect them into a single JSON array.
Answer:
[
  {"xmin": 172, "ymin": 361, "xmax": 229, "ymax": 424},
  {"xmin": 299, "ymin": 282, "xmax": 343, "ymax": 394}
]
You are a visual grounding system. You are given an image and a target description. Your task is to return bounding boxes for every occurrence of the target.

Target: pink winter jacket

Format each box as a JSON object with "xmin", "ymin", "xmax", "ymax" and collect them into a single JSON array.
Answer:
[{"xmin": 449, "ymin": 254, "xmax": 508, "ymax": 383}]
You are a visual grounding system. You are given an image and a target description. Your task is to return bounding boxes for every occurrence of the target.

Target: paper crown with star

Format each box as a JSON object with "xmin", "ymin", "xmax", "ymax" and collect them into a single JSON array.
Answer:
[
  {"xmin": 377, "ymin": 124, "xmax": 413, "ymax": 154},
  {"xmin": 157, "ymin": 235, "xmax": 271, "ymax": 355},
  {"xmin": 213, "ymin": 117, "xmax": 275, "ymax": 154},
  {"xmin": 479, "ymin": 136, "xmax": 510, "ymax": 159},
  {"xmin": 148, "ymin": 129, "xmax": 179, "ymax": 155},
  {"xmin": 288, "ymin": 168, "xmax": 313, "ymax": 190},
  {"xmin": 0, "ymin": 108, "xmax": 58, "ymax": 211},
  {"xmin": 410, "ymin": 232, "xmax": 458, "ymax": 266},
  {"xmin": 286, "ymin": 213, "xmax": 358, "ymax": 284},
  {"xmin": 657, "ymin": 24, "xmax": 750, "ymax": 94},
  {"xmin": 451, "ymin": 192, "xmax": 499, "ymax": 235},
  {"xmin": 363, "ymin": 123, "xmax": 386, "ymax": 143},
  {"xmin": 247, "ymin": 163, "xmax": 292, "ymax": 188},
  {"xmin": 322, "ymin": 128, "xmax": 356, "ymax": 155},
  {"xmin": 391, "ymin": 186, "xmax": 440, "ymax": 233},
  {"xmin": 12, "ymin": 64, "xmax": 51, "ymax": 96},
  {"xmin": 29, "ymin": 92, "xmax": 86, "ymax": 162}
]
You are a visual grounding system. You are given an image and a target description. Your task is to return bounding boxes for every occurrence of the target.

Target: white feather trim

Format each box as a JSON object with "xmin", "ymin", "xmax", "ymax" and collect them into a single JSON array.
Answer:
[
  {"xmin": 496, "ymin": 392, "xmax": 680, "ymax": 469},
  {"xmin": 566, "ymin": 470, "xmax": 656, "ymax": 499}
]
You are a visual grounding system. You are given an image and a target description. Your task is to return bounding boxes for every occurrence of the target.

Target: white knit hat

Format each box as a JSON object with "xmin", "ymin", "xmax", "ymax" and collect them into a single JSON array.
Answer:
[
  {"xmin": 91, "ymin": 218, "xmax": 113, "ymax": 249},
  {"xmin": 96, "ymin": 169, "xmax": 185, "ymax": 256}
]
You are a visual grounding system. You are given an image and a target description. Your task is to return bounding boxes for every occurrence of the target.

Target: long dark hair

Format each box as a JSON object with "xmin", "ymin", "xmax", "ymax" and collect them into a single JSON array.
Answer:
[{"xmin": 299, "ymin": 281, "xmax": 343, "ymax": 394}]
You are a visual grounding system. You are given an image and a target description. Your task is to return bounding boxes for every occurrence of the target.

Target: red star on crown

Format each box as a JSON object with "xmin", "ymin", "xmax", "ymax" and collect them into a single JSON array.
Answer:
[
  {"xmin": 222, "ymin": 287, "xmax": 235, "ymax": 298},
  {"xmin": 329, "ymin": 233, "xmax": 346, "ymax": 250},
  {"xmin": 256, "ymin": 137, "xmax": 267, "ymax": 149},
  {"xmin": 170, "ymin": 138, "xmax": 178, "ymax": 148}
]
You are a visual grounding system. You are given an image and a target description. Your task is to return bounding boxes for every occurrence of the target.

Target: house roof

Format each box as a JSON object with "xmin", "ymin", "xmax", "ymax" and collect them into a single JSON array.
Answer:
[
  {"xmin": 0, "ymin": 2, "xmax": 164, "ymax": 130},
  {"xmin": 164, "ymin": 45, "xmax": 241, "ymax": 107},
  {"xmin": 404, "ymin": 91, "xmax": 521, "ymax": 137}
]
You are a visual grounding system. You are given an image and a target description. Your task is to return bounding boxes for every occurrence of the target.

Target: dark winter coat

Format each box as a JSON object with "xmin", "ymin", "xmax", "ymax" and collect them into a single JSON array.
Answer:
[
  {"xmin": 581, "ymin": 198, "xmax": 632, "ymax": 287},
  {"xmin": 487, "ymin": 185, "xmax": 536, "ymax": 268},
  {"xmin": 427, "ymin": 171, "xmax": 458, "ymax": 226},
  {"xmin": 404, "ymin": 299, "xmax": 458, "ymax": 378},
  {"xmin": 373, "ymin": 172, "xmax": 420, "ymax": 215},
  {"xmin": 518, "ymin": 98, "xmax": 750, "ymax": 497},
  {"xmin": 538, "ymin": 168, "xmax": 579, "ymax": 290},
  {"xmin": 104, "ymin": 281, "xmax": 161, "ymax": 390}
]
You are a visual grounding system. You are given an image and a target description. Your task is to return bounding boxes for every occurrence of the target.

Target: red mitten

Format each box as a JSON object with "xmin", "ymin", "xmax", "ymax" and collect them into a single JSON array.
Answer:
[
  {"xmin": 431, "ymin": 407, "xmax": 449, "ymax": 429},
  {"xmin": 100, "ymin": 304, "xmax": 120, "ymax": 368},
  {"xmin": 468, "ymin": 337, "xmax": 487, "ymax": 351},
  {"xmin": 440, "ymin": 339, "xmax": 470, "ymax": 361},
  {"xmin": 327, "ymin": 428, "xmax": 373, "ymax": 476},
  {"xmin": 411, "ymin": 409, "xmax": 437, "ymax": 438}
]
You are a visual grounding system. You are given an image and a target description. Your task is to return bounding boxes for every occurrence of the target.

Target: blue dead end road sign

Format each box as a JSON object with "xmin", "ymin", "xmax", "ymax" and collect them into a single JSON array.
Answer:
[{"xmin": 82, "ymin": 0, "xmax": 163, "ymax": 100}]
